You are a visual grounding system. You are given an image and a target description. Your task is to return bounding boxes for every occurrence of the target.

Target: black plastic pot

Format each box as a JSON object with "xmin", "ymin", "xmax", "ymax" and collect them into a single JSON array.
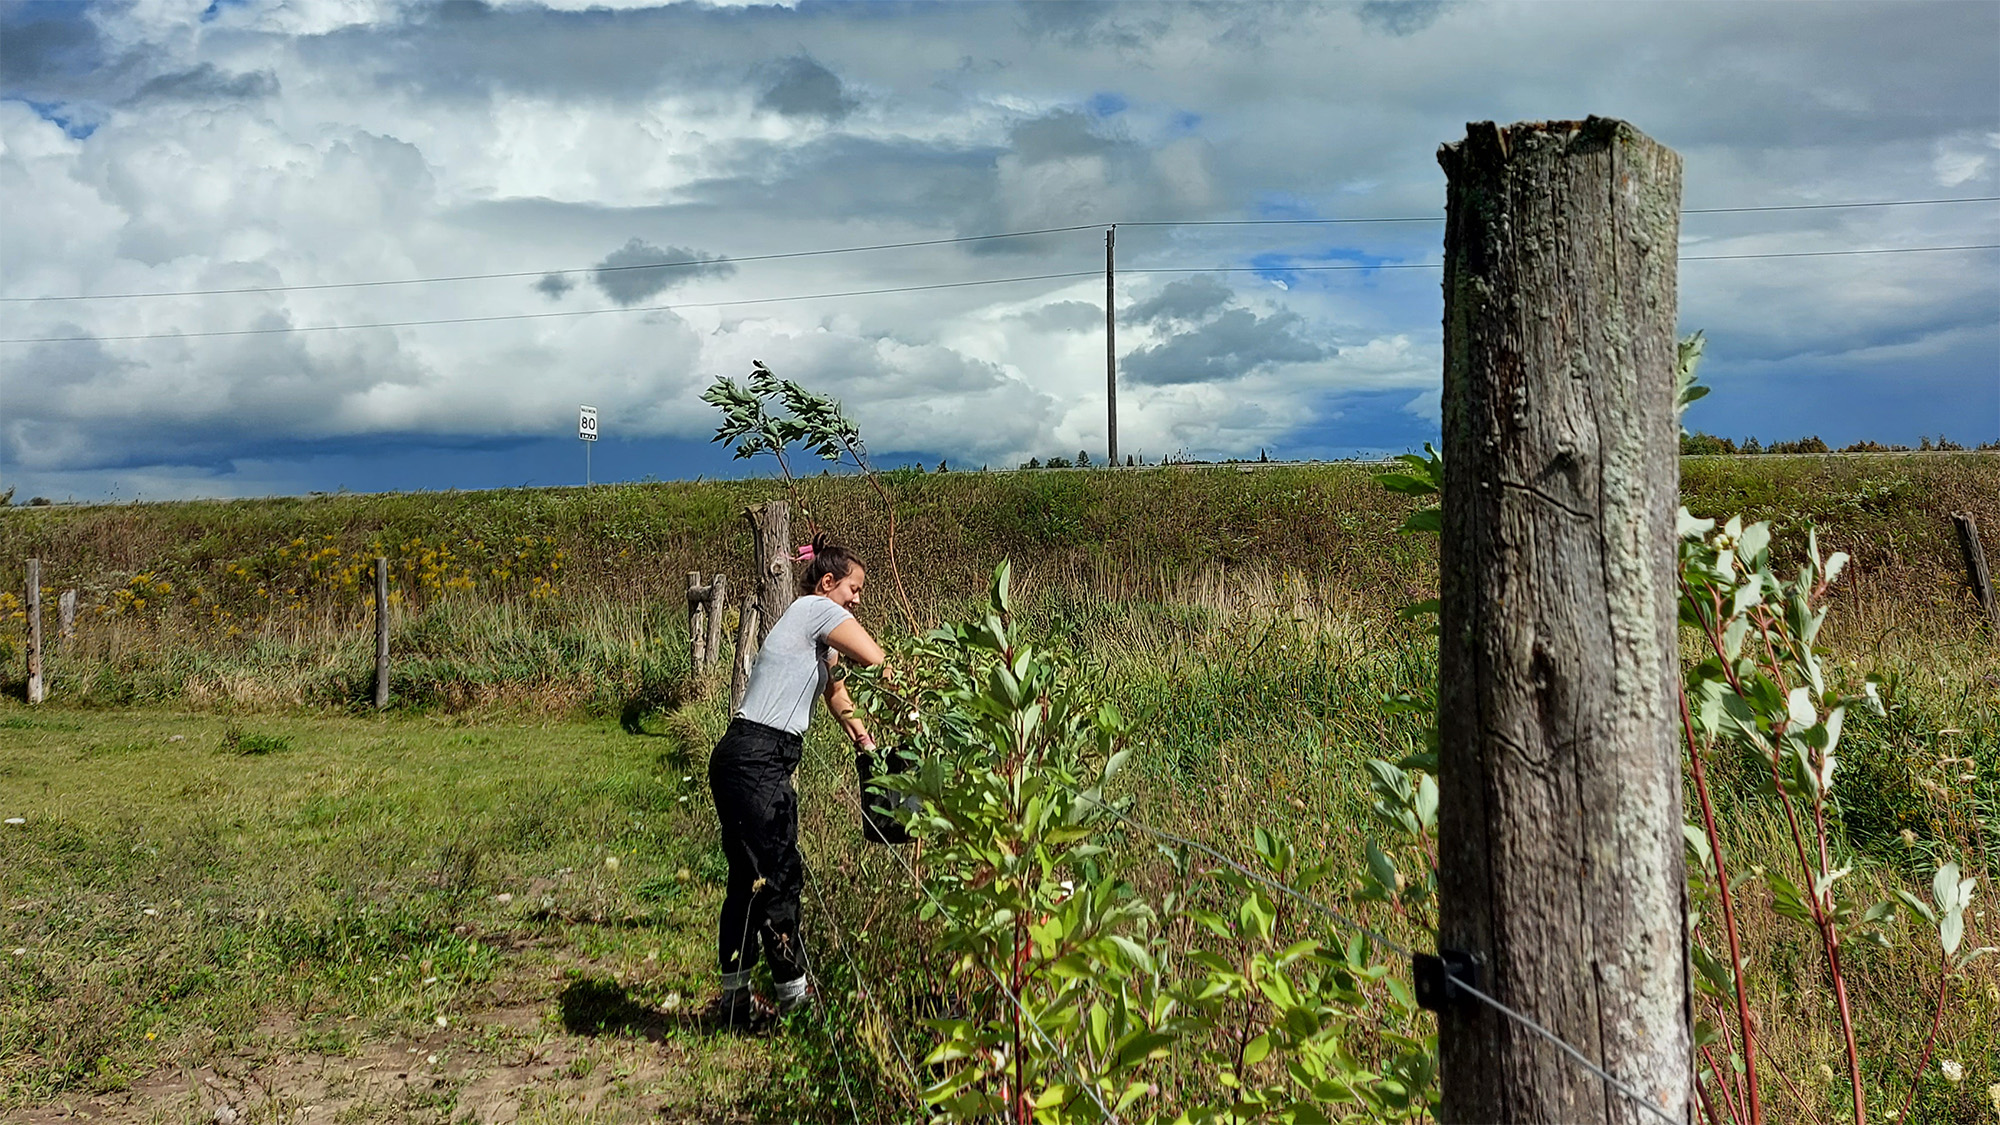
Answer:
[{"xmin": 855, "ymin": 745, "xmax": 922, "ymax": 845}]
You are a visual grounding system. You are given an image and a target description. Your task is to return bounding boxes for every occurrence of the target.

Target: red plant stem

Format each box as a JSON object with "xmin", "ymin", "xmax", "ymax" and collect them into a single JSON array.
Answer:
[
  {"xmin": 1694, "ymin": 1075, "xmax": 1725, "ymax": 1125},
  {"xmin": 1699, "ymin": 1041, "xmax": 1745, "ymax": 1125},
  {"xmin": 1682, "ymin": 685, "xmax": 1764, "ymax": 1125},
  {"xmin": 1897, "ymin": 956, "xmax": 1953, "ymax": 1124}
]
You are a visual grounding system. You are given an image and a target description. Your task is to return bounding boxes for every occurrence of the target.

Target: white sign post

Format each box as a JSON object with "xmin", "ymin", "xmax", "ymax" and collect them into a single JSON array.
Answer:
[{"xmin": 578, "ymin": 404, "xmax": 598, "ymax": 486}]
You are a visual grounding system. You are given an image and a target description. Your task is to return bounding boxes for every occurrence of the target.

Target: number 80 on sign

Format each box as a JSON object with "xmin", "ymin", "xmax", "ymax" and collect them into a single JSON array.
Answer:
[{"xmin": 578, "ymin": 405, "xmax": 598, "ymax": 442}]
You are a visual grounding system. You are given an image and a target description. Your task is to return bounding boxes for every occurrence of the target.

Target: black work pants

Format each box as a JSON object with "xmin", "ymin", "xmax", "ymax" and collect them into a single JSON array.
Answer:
[{"xmin": 709, "ymin": 717, "xmax": 807, "ymax": 986}]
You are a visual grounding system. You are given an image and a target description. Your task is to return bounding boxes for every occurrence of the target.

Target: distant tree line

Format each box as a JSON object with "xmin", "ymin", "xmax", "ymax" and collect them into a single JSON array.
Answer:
[{"xmin": 1681, "ymin": 432, "xmax": 1998, "ymax": 455}]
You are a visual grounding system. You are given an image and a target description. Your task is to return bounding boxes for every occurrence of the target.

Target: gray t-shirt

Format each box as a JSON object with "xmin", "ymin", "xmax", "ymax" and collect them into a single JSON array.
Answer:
[{"xmin": 736, "ymin": 594, "xmax": 853, "ymax": 735}]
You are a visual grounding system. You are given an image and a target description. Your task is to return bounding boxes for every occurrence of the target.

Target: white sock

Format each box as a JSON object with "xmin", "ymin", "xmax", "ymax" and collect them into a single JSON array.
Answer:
[
  {"xmin": 775, "ymin": 975, "xmax": 810, "ymax": 1003},
  {"xmin": 720, "ymin": 969, "xmax": 752, "ymax": 993}
]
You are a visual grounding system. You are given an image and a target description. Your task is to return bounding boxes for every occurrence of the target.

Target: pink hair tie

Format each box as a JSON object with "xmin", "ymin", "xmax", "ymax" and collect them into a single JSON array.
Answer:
[{"xmin": 794, "ymin": 544, "xmax": 815, "ymax": 563}]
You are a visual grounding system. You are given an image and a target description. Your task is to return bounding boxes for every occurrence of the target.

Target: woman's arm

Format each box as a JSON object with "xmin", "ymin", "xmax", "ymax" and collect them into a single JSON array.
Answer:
[
  {"xmin": 824, "ymin": 617, "xmax": 885, "ymax": 667},
  {"xmin": 825, "ymin": 675, "xmax": 873, "ymax": 748}
]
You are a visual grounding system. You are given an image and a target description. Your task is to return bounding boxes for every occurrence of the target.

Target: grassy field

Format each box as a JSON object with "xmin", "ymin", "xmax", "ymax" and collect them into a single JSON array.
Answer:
[{"xmin": 2, "ymin": 455, "xmax": 1998, "ymax": 1121}]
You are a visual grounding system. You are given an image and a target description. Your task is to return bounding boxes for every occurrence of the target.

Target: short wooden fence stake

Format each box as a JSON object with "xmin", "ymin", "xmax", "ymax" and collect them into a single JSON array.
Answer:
[
  {"xmin": 373, "ymin": 557, "xmax": 390, "ymax": 710},
  {"xmin": 731, "ymin": 594, "xmax": 759, "ymax": 713},
  {"xmin": 704, "ymin": 573, "xmax": 728, "ymax": 671},
  {"xmin": 1955, "ymin": 513, "xmax": 1998, "ymax": 633},
  {"xmin": 25, "ymin": 559, "xmax": 43, "ymax": 704},
  {"xmin": 58, "ymin": 590, "xmax": 76, "ymax": 644}
]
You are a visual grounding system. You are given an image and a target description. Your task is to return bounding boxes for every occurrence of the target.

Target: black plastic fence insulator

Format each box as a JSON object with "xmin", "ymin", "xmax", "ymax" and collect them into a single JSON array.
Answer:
[{"xmin": 1413, "ymin": 949, "xmax": 1481, "ymax": 1013}]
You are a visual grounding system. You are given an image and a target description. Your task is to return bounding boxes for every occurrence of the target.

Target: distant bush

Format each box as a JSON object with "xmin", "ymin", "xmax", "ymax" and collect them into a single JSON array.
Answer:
[
  {"xmin": 1682, "ymin": 431, "xmax": 1739, "ymax": 455},
  {"xmin": 1765, "ymin": 435, "xmax": 1830, "ymax": 454}
]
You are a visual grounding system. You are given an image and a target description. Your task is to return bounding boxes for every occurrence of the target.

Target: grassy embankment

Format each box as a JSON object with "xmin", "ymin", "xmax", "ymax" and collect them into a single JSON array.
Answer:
[{"xmin": 2, "ymin": 455, "xmax": 1997, "ymax": 1122}]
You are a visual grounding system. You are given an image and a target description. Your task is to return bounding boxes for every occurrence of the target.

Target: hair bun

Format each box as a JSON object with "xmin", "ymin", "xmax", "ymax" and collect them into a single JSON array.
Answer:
[{"xmin": 811, "ymin": 532, "xmax": 832, "ymax": 552}]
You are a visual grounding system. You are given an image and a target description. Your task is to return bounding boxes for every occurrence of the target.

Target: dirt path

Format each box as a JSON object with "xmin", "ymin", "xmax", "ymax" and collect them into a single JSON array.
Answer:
[{"xmin": 13, "ymin": 947, "xmax": 787, "ymax": 1125}]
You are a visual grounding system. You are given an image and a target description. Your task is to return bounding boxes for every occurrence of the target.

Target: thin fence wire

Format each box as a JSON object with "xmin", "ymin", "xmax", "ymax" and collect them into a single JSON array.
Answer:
[
  {"xmin": 799, "ymin": 848, "xmax": 931, "ymax": 1110},
  {"xmin": 1066, "ymin": 790, "xmax": 1684, "ymax": 1125}
]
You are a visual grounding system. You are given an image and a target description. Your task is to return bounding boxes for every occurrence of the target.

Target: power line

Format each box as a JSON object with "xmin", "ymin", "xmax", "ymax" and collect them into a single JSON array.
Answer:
[
  {"xmin": 7, "ymin": 196, "xmax": 1993, "ymax": 304},
  {"xmin": 0, "ymin": 270, "xmax": 1101, "ymax": 345},
  {"xmin": 6, "ymin": 243, "xmax": 1995, "ymax": 346},
  {"xmin": 2, "ymin": 223, "xmax": 1105, "ymax": 303},
  {"xmin": 1123, "ymin": 243, "xmax": 2000, "ymax": 276},
  {"xmin": 1122, "ymin": 195, "xmax": 2000, "ymax": 226}
]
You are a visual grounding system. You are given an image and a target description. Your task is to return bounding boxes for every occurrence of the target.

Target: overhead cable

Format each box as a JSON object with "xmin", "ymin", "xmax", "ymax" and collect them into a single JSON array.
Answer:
[
  {"xmin": 8, "ymin": 196, "xmax": 1994, "ymax": 303},
  {"xmin": 0, "ymin": 270, "xmax": 1102, "ymax": 345},
  {"xmin": 2, "ymin": 223, "xmax": 1105, "ymax": 303}
]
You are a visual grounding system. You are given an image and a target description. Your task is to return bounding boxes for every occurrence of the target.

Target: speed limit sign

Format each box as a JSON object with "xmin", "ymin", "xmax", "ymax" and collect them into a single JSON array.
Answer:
[{"xmin": 578, "ymin": 405, "xmax": 598, "ymax": 441}]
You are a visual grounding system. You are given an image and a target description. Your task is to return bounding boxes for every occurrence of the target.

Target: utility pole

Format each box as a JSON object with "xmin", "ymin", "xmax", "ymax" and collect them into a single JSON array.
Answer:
[
  {"xmin": 1434, "ymin": 117, "xmax": 1690, "ymax": 1123},
  {"xmin": 1105, "ymin": 226, "xmax": 1118, "ymax": 468}
]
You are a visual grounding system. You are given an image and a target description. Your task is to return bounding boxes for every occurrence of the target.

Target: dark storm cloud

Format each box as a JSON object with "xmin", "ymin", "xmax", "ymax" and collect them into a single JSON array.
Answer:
[
  {"xmin": 0, "ymin": 4, "xmax": 103, "ymax": 89},
  {"xmin": 591, "ymin": 239, "xmax": 734, "ymax": 306},
  {"xmin": 758, "ymin": 55, "xmax": 856, "ymax": 120},
  {"xmin": 1017, "ymin": 300, "xmax": 1103, "ymax": 332},
  {"xmin": 534, "ymin": 272, "xmax": 575, "ymax": 300},
  {"xmin": 132, "ymin": 64, "xmax": 279, "ymax": 103},
  {"xmin": 1123, "ymin": 307, "xmax": 1326, "ymax": 386},
  {"xmin": 1123, "ymin": 276, "xmax": 1232, "ymax": 325},
  {"xmin": 1356, "ymin": 2, "xmax": 1451, "ymax": 37},
  {"xmin": 676, "ymin": 134, "xmax": 999, "ymax": 229},
  {"xmin": 1009, "ymin": 110, "xmax": 1112, "ymax": 162}
]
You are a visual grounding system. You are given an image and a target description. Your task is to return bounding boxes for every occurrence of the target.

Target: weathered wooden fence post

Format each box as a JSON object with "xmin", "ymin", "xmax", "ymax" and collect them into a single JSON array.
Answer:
[
  {"xmin": 705, "ymin": 573, "xmax": 728, "ymax": 671},
  {"xmin": 731, "ymin": 593, "xmax": 759, "ymax": 712},
  {"xmin": 687, "ymin": 572, "xmax": 710, "ymax": 672},
  {"xmin": 58, "ymin": 590, "xmax": 76, "ymax": 644},
  {"xmin": 744, "ymin": 501, "xmax": 794, "ymax": 646},
  {"xmin": 1953, "ymin": 513, "xmax": 1998, "ymax": 633},
  {"xmin": 1435, "ymin": 117, "xmax": 1689, "ymax": 1123},
  {"xmin": 25, "ymin": 559, "xmax": 43, "ymax": 704},
  {"xmin": 373, "ymin": 557, "xmax": 390, "ymax": 710}
]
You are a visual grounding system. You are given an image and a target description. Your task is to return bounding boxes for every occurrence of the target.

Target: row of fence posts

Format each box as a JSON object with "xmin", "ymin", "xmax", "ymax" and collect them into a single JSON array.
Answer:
[
  {"xmin": 8, "ymin": 504, "xmax": 2000, "ymax": 709},
  {"xmin": 14, "ymin": 499, "xmax": 812, "ymax": 711}
]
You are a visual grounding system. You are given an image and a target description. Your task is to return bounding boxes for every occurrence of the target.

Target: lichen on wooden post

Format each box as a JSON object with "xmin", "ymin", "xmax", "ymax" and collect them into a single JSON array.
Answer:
[
  {"xmin": 1435, "ymin": 117, "xmax": 1689, "ymax": 1124},
  {"xmin": 744, "ymin": 501, "xmax": 794, "ymax": 646}
]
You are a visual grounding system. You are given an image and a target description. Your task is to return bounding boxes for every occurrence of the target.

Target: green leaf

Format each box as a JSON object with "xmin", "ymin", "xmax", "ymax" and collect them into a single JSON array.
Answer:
[
  {"xmin": 1765, "ymin": 871, "xmax": 1814, "ymax": 924},
  {"xmin": 1242, "ymin": 1032, "xmax": 1274, "ymax": 1066},
  {"xmin": 1894, "ymin": 889, "xmax": 1937, "ymax": 925},
  {"xmin": 1366, "ymin": 840, "xmax": 1399, "ymax": 896},
  {"xmin": 1932, "ymin": 862, "xmax": 1963, "ymax": 913},
  {"xmin": 1691, "ymin": 944, "xmax": 1735, "ymax": 994},
  {"xmin": 1398, "ymin": 507, "xmax": 1442, "ymax": 535}
]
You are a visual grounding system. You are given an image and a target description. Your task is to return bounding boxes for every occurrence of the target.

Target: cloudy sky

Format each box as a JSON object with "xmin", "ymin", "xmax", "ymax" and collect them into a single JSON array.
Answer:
[{"xmin": 1, "ymin": 0, "xmax": 1995, "ymax": 501}]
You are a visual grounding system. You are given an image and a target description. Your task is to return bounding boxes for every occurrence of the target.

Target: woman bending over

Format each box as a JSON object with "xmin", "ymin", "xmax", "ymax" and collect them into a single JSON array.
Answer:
[{"xmin": 704, "ymin": 534, "xmax": 884, "ymax": 1026}]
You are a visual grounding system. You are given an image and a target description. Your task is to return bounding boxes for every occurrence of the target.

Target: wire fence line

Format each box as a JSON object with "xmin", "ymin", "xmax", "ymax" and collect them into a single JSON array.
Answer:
[
  {"xmin": 843, "ymin": 674, "xmax": 1685, "ymax": 1124},
  {"xmin": 798, "ymin": 847, "xmax": 932, "ymax": 1109},
  {"xmin": 1066, "ymin": 791, "xmax": 1684, "ymax": 1125},
  {"xmin": 851, "ymin": 785, "xmax": 1130, "ymax": 1125}
]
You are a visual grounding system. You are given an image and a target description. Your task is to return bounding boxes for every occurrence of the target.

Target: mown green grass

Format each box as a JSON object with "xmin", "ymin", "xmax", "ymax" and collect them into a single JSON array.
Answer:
[{"xmin": 0, "ymin": 707, "xmax": 905, "ymax": 1121}]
